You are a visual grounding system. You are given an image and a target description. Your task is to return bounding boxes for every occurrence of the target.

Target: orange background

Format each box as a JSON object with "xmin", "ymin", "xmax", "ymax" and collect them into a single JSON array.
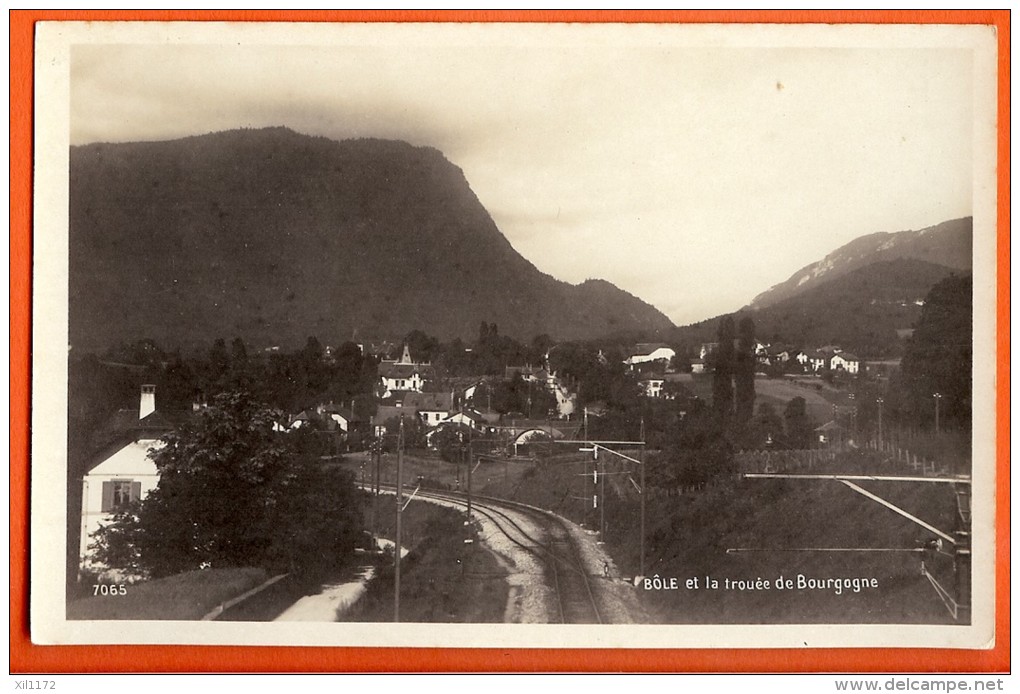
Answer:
[{"xmin": 9, "ymin": 9, "xmax": 1010, "ymax": 673}]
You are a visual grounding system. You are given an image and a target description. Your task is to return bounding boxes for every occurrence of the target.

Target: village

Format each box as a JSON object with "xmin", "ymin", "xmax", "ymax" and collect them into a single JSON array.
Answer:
[{"xmin": 76, "ymin": 331, "xmax": 882, "ymax": 579}]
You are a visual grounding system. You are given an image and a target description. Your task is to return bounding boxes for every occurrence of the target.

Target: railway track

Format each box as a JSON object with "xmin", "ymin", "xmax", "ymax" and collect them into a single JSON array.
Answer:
[{"xmin": 370, "ymin": 483, "xmax": 603, "ymax": 624}]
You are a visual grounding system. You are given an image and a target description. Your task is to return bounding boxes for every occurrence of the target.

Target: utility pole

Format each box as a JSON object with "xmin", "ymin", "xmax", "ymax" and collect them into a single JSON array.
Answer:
[
  {"xmin": 848, "ymin": 392, "xmax": 856, "ymax": 441},
  {"xmin": 598, "ymin": 444, "xmax": 605, "ymax": 542},
  {"xmin": 467, "ymin": 419, "xmax": 473, "ymax": 520},
  {"xmin": 583, "ymin": 407, "xmax": 590, "ymax": 527},
  {"xmin": 371, "ymin": 430, "xmax": 381, "ymax": 538},
  {"xmin": 640, "ymin": 418, "xmax": 646, "ymax": 578},
  {"xmin": 933, "ymin": 392, "xmax": 942, "ymax": 434},
  {"xmin": 876, "ymin": 397, "xmax": 884, "ymax": 449},
  {"xmin": 394, "ymin": 414, "xmax": 404, "ymax": 622}
]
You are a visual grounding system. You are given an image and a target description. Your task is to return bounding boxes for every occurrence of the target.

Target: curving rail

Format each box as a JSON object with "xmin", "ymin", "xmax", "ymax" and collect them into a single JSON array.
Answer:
[{"xmin": 371, "ymin": 483, "xmax": 603, "ymax": 624}]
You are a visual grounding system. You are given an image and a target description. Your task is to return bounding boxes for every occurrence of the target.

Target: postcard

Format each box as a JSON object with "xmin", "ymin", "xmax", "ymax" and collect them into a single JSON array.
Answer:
[{"xmin": 26, "ymin": 17, "xmax": 1001, "ymax": 655}]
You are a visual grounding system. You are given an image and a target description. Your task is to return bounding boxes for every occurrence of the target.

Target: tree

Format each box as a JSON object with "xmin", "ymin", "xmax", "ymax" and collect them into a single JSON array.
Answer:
[
  {"xmin": 230, "ymin": 337, "xmax": 248, "ymax": 366},
  {"xmin": 896, "ymin": 274, "xmax": 972, "ymax": 430},
  {"xmin": 403, "ymin": 329, "xmax": 440, "ymax": 364},
  {"xmin": 735, "ymin": 316, "xmax": 756, "ymax": 422},
  {"xmin": 783, "ymin": 396, "xmax": 814, "ymax": 449},
  {"xmin": 749, "ymin": 402, "xmax": 783, "ymax": 449},
  {"xmin": 208, "ymin": 337, "xmax": 230, "ymax": 385},
  {"xmin": 712, "ymin": 316, "xmax": 735, "ymax": 419},
  {"xmin": 90, "ymin": 392, "xmax": 363, "ymax": 579},
  {"xmin": 431, "ymin": 423, "xmax": 474, "ymax": 464}
]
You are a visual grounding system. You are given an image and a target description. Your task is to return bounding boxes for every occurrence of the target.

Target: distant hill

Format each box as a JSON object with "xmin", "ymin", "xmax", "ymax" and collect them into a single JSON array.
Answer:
[
  {"xmin": 748, "ymin": 217, "xmax": 972, "ymax": 309},
  {"xmin": 674, "ymin": 258, "xmax": 960, "ymax": 358},
  {"xmin": 69, "ymin": 127, "xmax": 673, "ymax": 353}
]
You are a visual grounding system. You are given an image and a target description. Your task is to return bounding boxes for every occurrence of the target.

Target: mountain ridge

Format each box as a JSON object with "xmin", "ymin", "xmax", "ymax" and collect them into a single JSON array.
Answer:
[
  {"xmin": 674, "ymin": 257, "xmax": 965, "ymax": 359},
  {"xmin": 748, "ymin": 217, "xmax": 972, "ymax": 310},
  {"xmin": 69, "ymin": 127, "xmax": 674, "ymax": 353}
]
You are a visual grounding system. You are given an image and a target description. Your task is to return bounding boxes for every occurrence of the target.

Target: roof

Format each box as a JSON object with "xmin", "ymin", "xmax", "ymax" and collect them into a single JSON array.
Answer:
[
  {"xmin": 379, "ymin": 390, "xmax": 413, "ymax": 407},
  {"xmin": 815, "ymin": 420, "xmax": 845, "ymax": 432},
  {"xmin": 403, "ymin": 391, "xmax": 453, "ymax": 411},
  {"xmin": 505, "ymin": 365, "xmax": 548, "ymax": 381},
  {"xmin": 473, "ymin": 409, "xmax": 501, "ymax": 424},
  {"xmin": 456, "ymin": 409, "xmax": 487, "ymax": 423},
  {"xmin": 372, "ymin": 405, "xmax": 418, "ymax": 426},
  {"xmin": 86, "ymin": 407, "xmax": 196, "ymax": 475},
  {"xmin": 634, "ymin": 342, "xmax": 671, "ymax": 354},
  {"xmin": 834, "ymin": 352, "xmax": 860, "ymax": 362},
  {"xmin": 379, "ymin": 362, "xmax": 434, "ymax": 380}
]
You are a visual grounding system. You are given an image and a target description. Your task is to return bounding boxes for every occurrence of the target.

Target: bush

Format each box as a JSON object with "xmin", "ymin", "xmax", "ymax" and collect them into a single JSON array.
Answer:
[{"xmin": 90, "ymin": 392, "xmax": 363, "ymax": 579}]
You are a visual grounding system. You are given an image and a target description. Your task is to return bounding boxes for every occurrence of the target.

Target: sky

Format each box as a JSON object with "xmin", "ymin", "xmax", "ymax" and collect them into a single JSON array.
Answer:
[{"xmin": 67, "ymin": 22, "xmax": 983, "ymax": 326}]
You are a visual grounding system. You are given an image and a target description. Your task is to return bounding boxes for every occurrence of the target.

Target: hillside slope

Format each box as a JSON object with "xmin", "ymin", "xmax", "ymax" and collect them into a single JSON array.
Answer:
[
  {"xmin": 674, "ymin": 258, "xmax": 959, "ymax": 357},
  {"xmin": 749, "ymin": 217, "xmax": 972, "ymax": 309},
  {"xmin": 69, "ymin": 127, "xmax": 673, "ymax": 352}
]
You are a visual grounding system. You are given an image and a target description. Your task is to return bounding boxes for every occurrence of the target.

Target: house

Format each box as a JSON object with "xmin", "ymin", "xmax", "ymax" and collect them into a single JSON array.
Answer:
[
  {"xmin": 403, "ymin": 391, "xmax": 454, "ymax": 428},
  {"xmin": 505, "ymin": 365, "xmax": 549, "ymax": 383},
  {"xmin": 548, "ymin": 377, "xmax": 576, "ymax": 418},
  {"xmin": 289, "ymin": 409, "xmax": 316, "ymax": 430},
  {"xmin": 371, "ymin": 404, "xmax": 418, "ymax": 436},
  {"xmin": 79, "ymin": 385, "xmax": 178, "ymax": 572},
  {"xmin": 809, "ymin": 349, "xmax": 837, "ymax": 372},
  {"xmin": 378, "ymin": 344, "xmax": 434, "ymax": 396},
  {"xmin": 830, "ymin": 352, "xmax": 861, "ymax": 374},
  {"xmin": 638, "ymin": 375, "xmax": 666, "ymax": 398},
  {"xmin": 624, "ymin": 343, "xmax": 676, "ymax": 370},
  {"xmin": 442, "ymin": 408, "xmax": 492, "ymax": 433},
  {"xmin": 320, "ymin": 402, "xmax": 369, "ymax": 432},
  {"xmin": 690, "ymin": 358, "xmax": 707, "ymax": 374},
  {"xmin": 504, "ymin": 366, "xmax": 576, "ymax": 418}
]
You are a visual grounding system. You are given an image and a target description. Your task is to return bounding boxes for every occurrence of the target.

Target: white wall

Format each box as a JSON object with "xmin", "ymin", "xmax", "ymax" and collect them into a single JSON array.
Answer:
[{"xmin": 79, "ymin": 438, "xmax": 162, "ymax": 566}]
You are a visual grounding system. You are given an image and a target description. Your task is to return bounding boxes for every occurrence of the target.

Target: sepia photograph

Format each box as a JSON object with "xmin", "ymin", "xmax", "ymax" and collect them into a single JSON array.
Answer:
[{"xmin": 26, "ymin": 16, "xmax": 1001, "ymax": 655}]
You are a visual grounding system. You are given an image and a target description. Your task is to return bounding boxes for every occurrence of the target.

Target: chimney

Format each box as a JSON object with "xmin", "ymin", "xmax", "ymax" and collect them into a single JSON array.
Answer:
[{"xmin": 140, "ymin": 384, "xmax": 156, "ymax": 420}]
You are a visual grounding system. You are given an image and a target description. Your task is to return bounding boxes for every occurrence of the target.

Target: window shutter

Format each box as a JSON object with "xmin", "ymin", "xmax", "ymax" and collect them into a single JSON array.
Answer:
[
  {"xmin": 130, "ymin": 481, "xmax": 142, "ymax": 503},
  {"xmin": 101, "ymin": 481, "xmax": 114, "ymax": 513}
]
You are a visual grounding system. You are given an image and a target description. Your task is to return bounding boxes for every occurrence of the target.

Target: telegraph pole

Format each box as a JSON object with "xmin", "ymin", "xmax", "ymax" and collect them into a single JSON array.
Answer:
[
  {"xmin": 371, "ymin": 431, "xmax": 381, "ymax": 538},
  {"xmin": 583, "ymin": 407, "xmax": 590, "ymax": 527},
  {"xmin": 598, "ymin": 445, "xmax": 605, "ymax": 542},
  {"xmin": 876, "ymin": 397, "xmax": 884, "ymax": 449},
  {"xmin": 394, "ymin": 414, "xmax": 404, "ymax": 622},
  {"xmin": 933, "ymin": 392, "xmax": 942, "ymax": 434},
  {"xmin": 467, "ymin": 419, "xmax": 473, "ymax": 520},
  {"xmin": 640, "ymin": 418, "xmax": 646, "ymax": 577}
]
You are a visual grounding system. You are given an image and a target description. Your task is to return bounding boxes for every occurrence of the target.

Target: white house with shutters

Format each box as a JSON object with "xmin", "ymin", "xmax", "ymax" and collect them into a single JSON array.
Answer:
[
  {"xmin": 378, "ymin": 344, "xmax": 434, "ymax": 396},
  {"xmin": 78, "ymin": 385, "xmax": 174, "ymax": 572},
  {"xmin": 830, "ymin": 352, "xmax": 861, "ymax": 374}
]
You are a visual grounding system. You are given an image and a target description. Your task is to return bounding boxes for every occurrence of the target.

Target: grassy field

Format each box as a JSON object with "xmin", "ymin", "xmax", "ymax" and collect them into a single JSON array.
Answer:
[
  {"xmin": 67, "ymin": 567, "xmax": 269, "ymax": 620},
  {"xmin": 342, "ymin": 449, "xmax": 536, "ymax": 497},
  {"xmin": 679, "ymin": 373, "xmax": 842, "ymax": 423},
  {"xmin": 346, "ymin": 499, "xmax": 510, "ymax": 623}
]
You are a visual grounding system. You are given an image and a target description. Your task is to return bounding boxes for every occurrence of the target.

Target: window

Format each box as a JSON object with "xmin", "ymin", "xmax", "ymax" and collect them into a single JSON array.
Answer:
[{"xmin": 101, "ymin": 479, "xmax": 141, "ymax": 513}]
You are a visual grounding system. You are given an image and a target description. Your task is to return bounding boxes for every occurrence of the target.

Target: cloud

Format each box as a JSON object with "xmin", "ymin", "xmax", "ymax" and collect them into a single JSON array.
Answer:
[{"xmin": 69, "ymin": 29, "xmax": 976, "ymax": 324}]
